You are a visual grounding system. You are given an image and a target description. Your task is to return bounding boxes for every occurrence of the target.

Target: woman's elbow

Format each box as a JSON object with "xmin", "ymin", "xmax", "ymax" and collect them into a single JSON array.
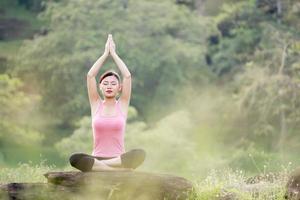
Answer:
[
  {"xmin": 87, "ymin": 72, "xmax": 95, "ymax": 78},
  {"xmin": 124, "ymin": 73, "xmax": 131, "ymax": 79}
]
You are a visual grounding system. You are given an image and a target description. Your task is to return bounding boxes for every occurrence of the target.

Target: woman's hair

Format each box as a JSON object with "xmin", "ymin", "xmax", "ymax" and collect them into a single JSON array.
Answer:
[{"xmin": 99, "ymin": 70, "xmax": 121, "ymax": 84}]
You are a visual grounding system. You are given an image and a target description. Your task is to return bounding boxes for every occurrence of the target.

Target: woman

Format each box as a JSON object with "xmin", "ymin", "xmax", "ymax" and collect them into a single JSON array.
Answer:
[{"xmin": 69, "ymin": 34, "xmax": 146, "ymax": 172}]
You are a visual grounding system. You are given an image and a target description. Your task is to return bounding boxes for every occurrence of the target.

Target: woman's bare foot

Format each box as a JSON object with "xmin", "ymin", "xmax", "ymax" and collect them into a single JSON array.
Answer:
[
  {"xmin": 92, "ymin": 159, "xmax": 117, "ymax": 171},
  {"xmin": 92, "ymin": 159, "xmax": 133, "ymax": 171}
]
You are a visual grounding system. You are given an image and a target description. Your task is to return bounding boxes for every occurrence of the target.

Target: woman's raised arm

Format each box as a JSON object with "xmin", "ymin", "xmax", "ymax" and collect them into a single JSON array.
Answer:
[
  {"xmin": 87, "ymin": 35, "xmax": 110, "ymax": 106},
  {"xmin": 109, "ymin": 35, "xmax": 132, "ymax": 105}
]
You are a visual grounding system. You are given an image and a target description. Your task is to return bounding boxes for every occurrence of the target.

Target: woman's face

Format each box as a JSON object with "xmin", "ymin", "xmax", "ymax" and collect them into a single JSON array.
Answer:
[{"xmin": 99, "ymin": 75, "xmax": 121, "ymax": 98}]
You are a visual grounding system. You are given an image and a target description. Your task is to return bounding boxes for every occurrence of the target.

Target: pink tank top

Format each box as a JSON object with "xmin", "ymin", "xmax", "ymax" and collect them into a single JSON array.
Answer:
[{"xmin": 91, "ymin": 99, "xmax": 127, "ymax": 157}]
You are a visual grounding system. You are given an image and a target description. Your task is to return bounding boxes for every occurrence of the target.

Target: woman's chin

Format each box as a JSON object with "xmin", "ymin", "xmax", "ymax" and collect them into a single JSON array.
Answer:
[{"xmin": 104, "ymin": 94, "xmax": 116, "ymax": 98}]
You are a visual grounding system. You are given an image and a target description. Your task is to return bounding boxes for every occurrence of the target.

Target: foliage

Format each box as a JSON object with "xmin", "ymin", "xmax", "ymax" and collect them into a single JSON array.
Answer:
[
  {"xmin": 125, "ymin": 109, "xmax": 199, "ymax": 179},
  {"xmin": 202, "ymin": 0, "xmax": 300, "ymax": 161},
  {"xmin": 0, "ymin": 159, "xmax": 56, "ymax": 183},
  {"xmin": 0, "ymin": 74, "xmax": 44, "ymax": 164},
  {"xmin": 12, "ymin": 0, "xmax": 214, "ymax": 129},
  {"xmin": 192, "ymin": 168, "xmax": 288, "ymax": 200},
  {"xmin": 205, "ymin": 1, "xmax": 258, "ymax": 75},
  {"xmin": 228, "ymin": 9, "xmax": 300, "ymax": 152},
  {"xmin": 54, "ymin": 116, "xmax": 93, "ymax": 158}
]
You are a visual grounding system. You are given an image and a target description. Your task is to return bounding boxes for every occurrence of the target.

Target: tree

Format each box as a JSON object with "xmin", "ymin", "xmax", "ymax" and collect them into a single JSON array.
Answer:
[
  {"xmin": 233, "ymin": 23, "xmax": 300, "ymax": 154},
  {"xmin": 0, "ymin": 74, "xmax": 44, "ymax": 163},
  {"xmin": 13, "ymin": 0, "xmax": 214, "ymax": 132}
]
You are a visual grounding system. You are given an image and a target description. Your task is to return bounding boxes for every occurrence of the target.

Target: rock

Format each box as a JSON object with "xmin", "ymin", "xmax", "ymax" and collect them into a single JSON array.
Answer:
[
  {"xmin": 0, "ymin": 182, "xmax": 75, "ymax": 200},
  {"xmin": 0, "ymin": 171, "xmax": 196, "ymax": 200},
  {"xmin": 44, "ymin": 170, "xmax": 196, "ymax": 200}
]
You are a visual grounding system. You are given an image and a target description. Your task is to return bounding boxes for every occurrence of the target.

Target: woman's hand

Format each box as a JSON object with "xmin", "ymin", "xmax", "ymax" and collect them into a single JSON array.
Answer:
[
  {"xmin": 103, "ymin": 34, "xmax": 110, "ymax": 56},
  {"xmin": 109, "ymin": 34, "xmax": 117, "ymax": 56}
]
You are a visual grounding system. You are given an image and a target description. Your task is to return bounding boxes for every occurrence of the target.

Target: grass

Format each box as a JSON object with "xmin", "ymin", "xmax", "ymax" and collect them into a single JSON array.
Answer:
[
  {"xmin": 0, "ymin": 159, "xmax": 56, "ymax": 184},
  {"xmin": 190, "ymin": 168, "xmax": 288, "ymax": 200}
]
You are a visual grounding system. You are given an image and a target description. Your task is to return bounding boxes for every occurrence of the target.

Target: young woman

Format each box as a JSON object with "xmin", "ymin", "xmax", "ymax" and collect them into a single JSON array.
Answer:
[{"xmin": 69, "ymin": 34, "xmax": 146, "ymax": 172}]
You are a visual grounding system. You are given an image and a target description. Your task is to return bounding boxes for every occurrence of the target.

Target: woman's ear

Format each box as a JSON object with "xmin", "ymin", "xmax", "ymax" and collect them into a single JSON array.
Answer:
[
  {"xmin": 99, "ymin": 83, "xmax": 103, "ymax": 92},
  {"xmin": 119, "ymin": 84, "xmax": 122, "ymax": 92}
]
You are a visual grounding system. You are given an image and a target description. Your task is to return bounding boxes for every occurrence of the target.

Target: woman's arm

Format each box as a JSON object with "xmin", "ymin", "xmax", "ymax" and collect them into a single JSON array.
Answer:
[
  {"xmin": 87, "ymin": 35, "xmax": 110, "ymax": 106},
  {"xmin": 109, "ymin": 35, "xmax": 132, "ymax": 104}
]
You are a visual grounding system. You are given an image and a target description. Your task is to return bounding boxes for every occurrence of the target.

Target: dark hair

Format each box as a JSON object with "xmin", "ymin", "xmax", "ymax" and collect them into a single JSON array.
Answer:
[{"xmin": 99, "ymin": 70, "xmax": 121, "ymax": 84}]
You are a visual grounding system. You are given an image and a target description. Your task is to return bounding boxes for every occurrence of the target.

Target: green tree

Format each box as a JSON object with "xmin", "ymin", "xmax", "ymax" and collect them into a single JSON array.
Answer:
[
  {"xmin": 232, "ymin": 21, "xmax": 300, "ymax": 154},
  {"xmin": 12, "ymin": 0, "xmax": 214, "ymax": 133},
  {"xmin": 0, "ymin": 74, "xmax": 44, "ymax": 164}
]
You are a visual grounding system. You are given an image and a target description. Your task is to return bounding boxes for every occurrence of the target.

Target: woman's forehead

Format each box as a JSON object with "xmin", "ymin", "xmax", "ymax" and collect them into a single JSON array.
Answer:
[{"xmin": 102, "ymin": 75, "xmax": 119, "ymax": 82}]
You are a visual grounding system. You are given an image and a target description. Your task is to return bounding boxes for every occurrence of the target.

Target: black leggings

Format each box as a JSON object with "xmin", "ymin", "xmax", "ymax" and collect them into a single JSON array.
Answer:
[{"xmin": 69, "ymin": 148, "xmax": 146, "ymax": 172}]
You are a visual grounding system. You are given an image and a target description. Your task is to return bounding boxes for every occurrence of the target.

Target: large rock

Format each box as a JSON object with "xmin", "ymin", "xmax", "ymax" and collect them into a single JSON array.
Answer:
[
  {"xmin": 0, "ymin": 170, "xmax": 196, "ymax": 200},
  {"xmin": 0, "ymin": 182, "xmax": 72, "ymax": 200}
]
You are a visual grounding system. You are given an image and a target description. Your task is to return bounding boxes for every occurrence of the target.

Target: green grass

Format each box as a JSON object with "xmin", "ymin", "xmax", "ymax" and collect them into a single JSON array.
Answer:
[
  {"xmin": 0, "ymin": 159, "xmax": 60, "ymax": 184},
  {"xmin": 189, "ymin": 168, "xmax": 288, "ymax": 200}
]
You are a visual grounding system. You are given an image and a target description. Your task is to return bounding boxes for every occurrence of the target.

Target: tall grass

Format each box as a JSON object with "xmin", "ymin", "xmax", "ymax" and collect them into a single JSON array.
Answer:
[
  {"xmin": 0, "ymin": 159, "xmax": 63, "ymax": 184},
  {"xmin": 189, "ymin": 168, "xmax": 289, "ymax": 200}
]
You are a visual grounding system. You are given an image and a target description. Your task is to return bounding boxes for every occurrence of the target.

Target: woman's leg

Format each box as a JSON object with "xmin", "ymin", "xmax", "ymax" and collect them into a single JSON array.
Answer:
[
  {"xmin": 69, "ymin": 153, "xmax": 96, "ymax": 172},
  {"xmin": 69, "ymin": 152, "xmax": 132, "ymax": 172},
  {"xmin": 120, "ymin": 149, "xmax": 146, "ymax": 169},
  {"xmin": 69, "ymin": 149, "xmax": 146, "ymax": 172}
]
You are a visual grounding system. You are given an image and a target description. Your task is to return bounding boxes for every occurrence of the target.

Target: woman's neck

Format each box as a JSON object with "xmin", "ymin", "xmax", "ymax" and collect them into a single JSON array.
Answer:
[{"xmin": 103, "ymin": 98, "xmax": 117, "ymax": 106}]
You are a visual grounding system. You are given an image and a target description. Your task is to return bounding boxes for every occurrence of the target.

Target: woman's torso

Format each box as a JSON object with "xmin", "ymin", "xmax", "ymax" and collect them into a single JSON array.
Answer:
[{"xmin": 91, "ymin": 99, "xmax": 127, "ymax": 157}]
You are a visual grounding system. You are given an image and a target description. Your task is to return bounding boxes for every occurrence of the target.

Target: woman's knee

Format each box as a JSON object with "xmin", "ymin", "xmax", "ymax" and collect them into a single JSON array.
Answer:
[
  {"xmin": 69, "ymin": 153, "xmax": 95, "ymax": 172},
  {"xmin": 131, "ymin": 148, "xmax": 146, "ymax": 160},
  {"xmin": 121, "ymin": 148, "xmax": 146, "ymax": 169},
  {"xmin": 69, "ymin": 153, "xmax": 89, "ymax": 167},
  {"xmin": 69, "ymin": 153, "xmax": 80, "ymax": 167}
]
